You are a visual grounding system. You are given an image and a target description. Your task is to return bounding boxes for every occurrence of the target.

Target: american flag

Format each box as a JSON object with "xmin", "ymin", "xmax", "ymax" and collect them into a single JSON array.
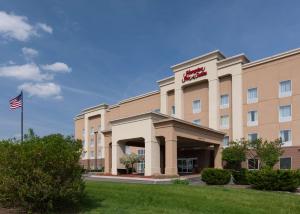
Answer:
[{"xmin": 9, "ymin": 92, "xmax": 23, "ymax": 110}]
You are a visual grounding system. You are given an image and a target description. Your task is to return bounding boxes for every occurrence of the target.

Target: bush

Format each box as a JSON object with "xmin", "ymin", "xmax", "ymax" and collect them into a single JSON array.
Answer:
[
  {"xmin": 201, "ymin": 168, "xmax": 231, "ymax": 185},
  {"xmin": 222, "ymin": 140, "xmax": 247, "ymax": 170},
  {"xmin": 232, "ymin": 169, "xmax": 249, "ymax": 185},
  {"xmin": 0, "ymin": 133, "xmax": 85, "ymax": 213},
  {"xmin": 172, "ymin": 179, "xmax": 190, "ymax": 185},
  {"xmin": 247, "ymin": 169, "xmax": 300, "ymax": 192}
]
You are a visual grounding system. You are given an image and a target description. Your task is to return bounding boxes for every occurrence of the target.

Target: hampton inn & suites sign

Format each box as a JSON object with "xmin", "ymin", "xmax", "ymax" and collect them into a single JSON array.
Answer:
[{"xmin": 182, "ymin": 67, "xmax": 207, "ymax": 83}]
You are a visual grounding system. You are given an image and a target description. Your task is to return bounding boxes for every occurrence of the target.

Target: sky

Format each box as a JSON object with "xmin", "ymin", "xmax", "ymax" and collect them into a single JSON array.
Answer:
[{"xmin": 1, "ymin": 0, "xmax": 300, "ymax": 139}]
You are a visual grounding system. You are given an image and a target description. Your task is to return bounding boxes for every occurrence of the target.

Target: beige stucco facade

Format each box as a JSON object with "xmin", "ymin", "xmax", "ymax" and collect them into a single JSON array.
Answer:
[{"xmin": 75, "ymin": 47, "xmax": 300, "ymax": 175}]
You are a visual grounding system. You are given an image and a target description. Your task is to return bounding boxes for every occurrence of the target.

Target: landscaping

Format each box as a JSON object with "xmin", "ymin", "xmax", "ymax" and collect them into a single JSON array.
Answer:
[{"xmin": 81, "ymin": 181, "xmax": 300, "ymax": 214}]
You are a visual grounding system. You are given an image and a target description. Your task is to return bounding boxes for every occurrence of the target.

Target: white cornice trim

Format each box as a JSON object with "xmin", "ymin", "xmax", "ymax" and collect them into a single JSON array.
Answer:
[
  {"xmin": 119, "ymin": 90, "xmax": 160, "ymax": 104},
  {"xmin": 157, "ymin": 76, "xmax": 175, "ymax": 87},
  {"xmin": 81, "ymin": 103, "xmax": 108, "ymax": 114},
  {"xmin": 171, "ymin": 50, "xmax": 225, "ymax": 71},
  {"xmin": 243, "ymin": 47, "xmax": 300, "ymax": 69},
  {"xmin": 217, "ymin": 54, "xmax": 250, "ymax": 69}
]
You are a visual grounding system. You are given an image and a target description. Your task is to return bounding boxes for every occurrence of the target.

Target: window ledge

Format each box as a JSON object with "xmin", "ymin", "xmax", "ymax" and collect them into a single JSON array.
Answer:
[
  {"xmin": 247, "ymin": 98, "xmax": 258, "ymax": 104},
  {"xmin": 247, "ymin": 121, "xmax": 258, "ymax": 127},
  {"xmin": 220, "ymin": 104, "xmax": 229, "ymax": 109},
  {"xmin": 279, "ymin": 117, "xmax": 292, "ymax": 123},
  {"xmin": 282, "ymin": 141, "xmax": 292, "ymax": 147},
  {"xmin": 279, "ymin": 92, "xmax": 292, "ymax": 98}
]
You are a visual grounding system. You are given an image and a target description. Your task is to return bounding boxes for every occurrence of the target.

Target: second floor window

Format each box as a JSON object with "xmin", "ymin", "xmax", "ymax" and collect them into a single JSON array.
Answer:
[
  {"xmin": 220, "ymin": 115, "xmax": 229, "ymax": 129},
  {"xmin": 220, "ymin": 95, "xmax": 229, "ymax": 109},
  {"xmin": 247, "ymin": 110, "xmax": 258, "ymax": 126},
  {"xmin": 279, "ymin": 105, "xmax": 291, "ymax": 122},
  {"xmin": 247, "ymin": 88, "xmax": 258, "ymax": 104},
  {"xmin": 280, "ymin": 130, "xmax": 292, "ymax": 146},
  {"xmin": 192, "ymin": 100, "xmax": 201, "ymax": 113},
  {"xmin": 279, "ymin": 80, "xmax": 292, "ymax": 97}
]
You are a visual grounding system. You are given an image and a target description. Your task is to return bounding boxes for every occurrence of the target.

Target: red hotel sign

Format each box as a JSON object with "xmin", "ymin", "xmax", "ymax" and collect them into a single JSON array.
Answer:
[{"xmin": 182, "ymin": 67, "xmax": 207, "ymax": 83}]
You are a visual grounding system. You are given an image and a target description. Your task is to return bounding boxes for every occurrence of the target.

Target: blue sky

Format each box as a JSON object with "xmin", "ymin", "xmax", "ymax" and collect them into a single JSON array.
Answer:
[{"xmin": 1, "ymin": 0, "xmax": 300, "ymax": 139}]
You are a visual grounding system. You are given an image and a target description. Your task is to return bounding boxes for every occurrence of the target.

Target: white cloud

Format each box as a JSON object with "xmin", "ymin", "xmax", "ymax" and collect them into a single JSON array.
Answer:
[
  {"xmin": 41, "ymin": 62, "xmax": 72, "ymax": 73},
  {"xmin": 18, "ymin": 82, "xmax": 62, "ymax": 99},
  {"xmin": 0, "ymin": 11, "xmax": 52, "ymax": 41},
  {"xmin": 22, "ymin": 47, "xmax": 39, "ymax": 59},
  {"xmin": 0, "ymin": 63, "xmax": 51, "ymax": 81},
  {"xmin": 36, "ymin": 23, "xmax": 53, "ymax": 34}
]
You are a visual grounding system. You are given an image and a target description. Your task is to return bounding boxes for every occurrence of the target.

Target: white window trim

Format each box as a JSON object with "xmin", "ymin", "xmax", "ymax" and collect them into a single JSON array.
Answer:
[
  {"xmin": 220, "ymin": 94, "xmax": 229, "ymax": 109},
  {"xmin": 279, "ymin": 130, "xmax": 292, "ymax": 147},
  {"xmin": 247, "ymin": 88, "xmax": 258, "ymax": 104},
  {"xmin": 279, "ymin": 157, "xmax": 292, "ymax": 169},
  {"xmin": 279, "ymin": 80, "xmax": 292, "ymax": 98},
  {"xmin": 247, "ymin": 111, "xmax": 258, "ymax": 127},
  {"xmin": 220, "ymin": 115, "xmax": 229, "ymax": 129},
  {"xmin": 192, "ymin": 100, "xmax": 201, "ymax": 114},
  {"xmin": 279, "ymin": 105, "xmax": 292, "ymax": 123}
]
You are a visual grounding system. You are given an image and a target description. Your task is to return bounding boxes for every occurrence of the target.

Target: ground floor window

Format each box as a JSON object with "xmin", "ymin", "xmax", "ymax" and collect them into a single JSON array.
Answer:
[
  {"xmin": 137, "ymin": 161, "xmax": 145, "ymax": 173},
  {"xmin": 177, "ymin": 158, "xmax": 198, "ymax": 173},
  {"xmin": 248, "ymin": 159, "xmax": 259, "ymax": 170},
  {"xmin": 280, "ymin": 157, "xmax": 291, "ymax": 169}
]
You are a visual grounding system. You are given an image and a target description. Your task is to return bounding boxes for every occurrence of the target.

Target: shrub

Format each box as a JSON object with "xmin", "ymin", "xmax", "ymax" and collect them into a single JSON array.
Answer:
[
  {"xmin": 232, "ymin": 169, "xmax": 249, "ymax": 185},
  {"xmin": 172, "ymin": 179, "xmax": 190, "ymax": 185},
  {"xmin": 120, "ymin": 153, "xmax": 142, "ymax": 174},
  {"xmin": 201, "ymin": 168, "xmax": 231, "ymax": 185},
  {"xmin": 0, "ymin": 132, "xmax": 85, "ymax": 213},
  {"xmin": 222, "ymin": 140, "xmax": 247, "ymax": 170},
  {"xmin": 247, "ymin": 169, "xmax": 300, "ymax": 192}
]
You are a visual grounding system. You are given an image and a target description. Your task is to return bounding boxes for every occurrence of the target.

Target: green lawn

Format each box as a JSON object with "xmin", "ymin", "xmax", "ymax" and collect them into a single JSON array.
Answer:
[{"xmin": 81, "ymin": 181, "xmax": 300, "ymax": 214}]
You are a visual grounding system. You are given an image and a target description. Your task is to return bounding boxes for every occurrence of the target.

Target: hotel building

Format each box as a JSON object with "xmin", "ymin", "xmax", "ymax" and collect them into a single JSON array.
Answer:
[{"xmin": 75, "ymin": 48, "xmax": 300, "ymax": 176}]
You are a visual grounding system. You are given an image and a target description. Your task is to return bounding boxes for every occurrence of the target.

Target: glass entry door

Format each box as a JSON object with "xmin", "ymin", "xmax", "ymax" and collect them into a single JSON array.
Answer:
[{"xmin": 178, "ymin": 158, "xmax": 197, "ymax": 173}]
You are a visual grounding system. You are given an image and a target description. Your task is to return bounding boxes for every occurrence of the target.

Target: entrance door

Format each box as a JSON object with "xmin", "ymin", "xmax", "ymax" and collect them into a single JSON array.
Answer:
[{"xmin": 177, "ymin": 158, "xmax": 197, "ymax": 173}]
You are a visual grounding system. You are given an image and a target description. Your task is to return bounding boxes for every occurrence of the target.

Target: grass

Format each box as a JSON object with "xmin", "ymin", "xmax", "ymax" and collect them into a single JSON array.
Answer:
[{"xmin": 81, "ymin": 181, "xmax": 300, "ymax": 214}]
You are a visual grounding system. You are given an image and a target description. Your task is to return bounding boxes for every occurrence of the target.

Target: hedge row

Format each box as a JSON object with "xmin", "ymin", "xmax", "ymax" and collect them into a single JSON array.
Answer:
[{"xmin": 201, "ymin": 168, "xmax": 300, "ymax": 192}]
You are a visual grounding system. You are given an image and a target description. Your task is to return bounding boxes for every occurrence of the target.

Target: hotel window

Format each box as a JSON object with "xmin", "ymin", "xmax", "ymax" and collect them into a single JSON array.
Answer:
[
  {"xmin": 90, "ymin": 136, "xmax": 94, "ymax": 147},
  {"xmin": 223, "ymin": 136, "xmax": 229, "ymax": 147},
  {"xmin": 192, "ymin": 100, "xmax": 201, "ymax": 113},
  {"xmin": 247, "ymin": 88, "xmax": 258, "ymax": 104},
  {"xmin": 220, "ymin": 115, "xmax": 229, "ymax": 129},
  {"xmin": 248, "ymin": 159, "xmax": 259, "ymax": 170},
  {"xmin": 279, "ymin": 80, "xmax": 292, "ymax": 98},
  {"xmin": 90, "ymin": 127, "xmax": 94, "ymax": 135},
  {"xmin": 280, "ymin": 130, "xmax": 292, "ymax": 146},
  {"xmin": 171, "ymin": 106, "xmax": 175, "ymax": 116},
  {"xmin": 90, "ymin": 151, "xmax": 94, "ymax": 158},
  {"xmin": 125, "ymin": 146, "xmax": 131, "ymax": 155},
  {"xmin": 280, "ymin": 157, "xmax": 291, "ymax": 169},
  {"xmin": 138, "ymin": 149, "xmax": 145, "ymax": 157},
  {"xmin": 248, "ymin": 133, "xmax": 258, "ymax": 142},
  {"xmin": 279, "ymin": 105, "xmax": 291, "ymax": 122},
  {"xmin": 220, "ymin": 94, "xmax": 229, "ymax": 109},
  {"xmin": 247, "ymin": 110, "xmax": 258, "ymax": 126},
  {"xmin": 193, "ymin": 119, "xmax": 201, "ymax": 125}
]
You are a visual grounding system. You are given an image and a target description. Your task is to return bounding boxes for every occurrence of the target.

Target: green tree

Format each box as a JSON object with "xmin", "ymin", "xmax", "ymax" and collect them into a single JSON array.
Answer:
[
  {"xmin": 120, "ymin": 153, "xmax": 142, "ymax": 174},
  {"xmin": 222, "ymin": 139, "xmax": 247, "ymax": 170},
  {"xmin": 248, "ymin": 138, "xmax": 283, "ymax": 169}
]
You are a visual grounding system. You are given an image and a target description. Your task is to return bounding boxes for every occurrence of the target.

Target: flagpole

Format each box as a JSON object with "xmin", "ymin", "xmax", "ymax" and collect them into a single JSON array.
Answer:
[{"xmin": 21, "ymin": 91, "xmax": 23, "ymax": 142}]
